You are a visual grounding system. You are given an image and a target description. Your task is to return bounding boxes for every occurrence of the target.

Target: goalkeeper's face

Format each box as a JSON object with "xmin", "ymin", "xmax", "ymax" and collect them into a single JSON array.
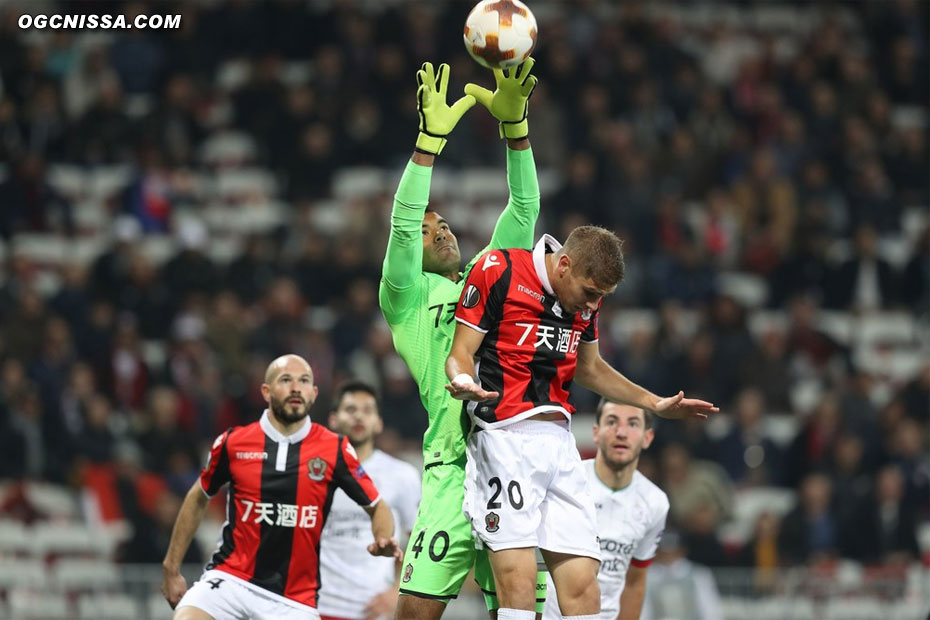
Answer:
[{"xmin": 421, "ymin": 212, "xmax": 461, "ymax": 276}]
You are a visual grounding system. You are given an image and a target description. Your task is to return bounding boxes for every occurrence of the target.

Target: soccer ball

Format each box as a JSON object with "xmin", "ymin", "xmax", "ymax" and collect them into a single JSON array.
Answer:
[{"xmin": 463, "ymin": 0, "xmax": 537, "ymax": 70}]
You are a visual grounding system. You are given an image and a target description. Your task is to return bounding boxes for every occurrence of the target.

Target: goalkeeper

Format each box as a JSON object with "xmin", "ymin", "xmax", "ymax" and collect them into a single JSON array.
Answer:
[{"xmin": 380, "ymin": 59, "xmax": 545, "ymax": 620}]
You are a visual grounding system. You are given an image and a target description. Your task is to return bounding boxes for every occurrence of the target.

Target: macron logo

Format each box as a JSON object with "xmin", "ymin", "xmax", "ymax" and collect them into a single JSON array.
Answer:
[
  {"xmin": 482, "ymin": 253, "xmax": 501, "ymax": 271},
  {"xmin": 236, "ymin": 452, "xmax": 268, "ymax": 460},
  {"xmin": 517, "ymin": 284, "xmax": 544, "ymax": 304}
]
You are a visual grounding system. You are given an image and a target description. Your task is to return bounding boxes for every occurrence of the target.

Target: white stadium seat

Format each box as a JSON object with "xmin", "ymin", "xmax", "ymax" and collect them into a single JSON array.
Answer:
[{"xmin": 51, "ymin": 558, "xmax": 120, "ymax": 591}]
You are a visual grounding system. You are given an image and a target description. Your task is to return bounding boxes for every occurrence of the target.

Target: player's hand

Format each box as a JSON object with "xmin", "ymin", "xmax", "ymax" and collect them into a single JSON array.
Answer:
[
  {"xmin": 464, "ymin": 57, "xmax": 537, "ymax": 139},
  {"xmin": 363, "ymin": 587, "xmax": 399, "ymax": 620},
  {"xmin": 653, "ymin": 391, "xmax": 719, "ymax": 420},
  {"xmin": 445, "ymin": 375, "xmax": 499, "ymax": 401},
  {"xmin": 160, "ymin": 570, "xmax": 188, "ymax": 609},
  {"xmin": 368, "ymin": 537, "xmax": 403, "ymax": 560},
  {"xmin": 416, "ymin": 62, "xmax": 476, "ymax": 155}
]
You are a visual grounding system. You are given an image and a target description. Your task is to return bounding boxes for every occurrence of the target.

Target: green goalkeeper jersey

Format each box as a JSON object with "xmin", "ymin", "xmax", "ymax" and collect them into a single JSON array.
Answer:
[{"xmin": 379, "ymin": 147, "xmax": 540, "ymax": 466}]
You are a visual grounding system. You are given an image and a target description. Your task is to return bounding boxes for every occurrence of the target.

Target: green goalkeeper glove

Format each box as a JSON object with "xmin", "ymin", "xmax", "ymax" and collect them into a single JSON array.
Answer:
[
  {"xmin": 464, "ymin": 57, "xmax": 537, "ymax": 140},
  {"xmin": 416, "ymin": 62, "xmax": 476, "ymax": 155}
]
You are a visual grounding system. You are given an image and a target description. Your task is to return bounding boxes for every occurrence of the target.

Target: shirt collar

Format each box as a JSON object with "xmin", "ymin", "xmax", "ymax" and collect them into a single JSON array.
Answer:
[
  {"xmin": 260, "ymin": 409, "xmax": 311, "ymax": 444},
  {"xmin": 532, "ymin": 234, "xmax": 562, "ymax": 296}
]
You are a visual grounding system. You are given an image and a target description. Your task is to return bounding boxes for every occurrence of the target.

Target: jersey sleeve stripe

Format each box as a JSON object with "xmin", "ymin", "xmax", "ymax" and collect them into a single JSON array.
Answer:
[
  {"xmin": 454, "ymin": 317, "xmax": 488, "ymax": 333},
  {"xmin": 631, "ymin": 557, "xmax": 654, "ymax": 568}
]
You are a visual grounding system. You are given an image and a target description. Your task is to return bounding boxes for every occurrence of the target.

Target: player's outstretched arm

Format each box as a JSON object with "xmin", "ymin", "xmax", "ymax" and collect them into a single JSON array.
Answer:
[
  {"xmin": 445, "ymin": 322, "xmax": 500, "ymax": 401},
  {"xmin": 381, "ymin": 62, "xmax": 474, "ymax": 320},
  {"xmin": 364, "ymin": 500, "xmax": 402, "ymax": 560},
  {"xmin": 161, "ymin": 481, "xmax": 210, "ymax": 609},
  {"xmin": 466, "ymin": 58, "xmax": 541, "ymax": 259},
  {"xmin": 575, "ymin": 342, "xmax": 718, "ymax": 420}
]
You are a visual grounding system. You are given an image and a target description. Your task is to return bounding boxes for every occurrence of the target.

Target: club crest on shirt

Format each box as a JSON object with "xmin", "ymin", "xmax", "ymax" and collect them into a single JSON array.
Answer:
[
  {"xmin": 485, "ymin": 511, "xmax": 500, "ymax": 533},
  {"xmin": 462, "ymin": 284, "xmax": 481, "ymax": 308},
  {"xmin": 308, "ymin": 457, "xmax": 327, "ymax": 481},
  {"xmin": 402, "ymin": 563, "xmax": 414, "ymax": 583}
]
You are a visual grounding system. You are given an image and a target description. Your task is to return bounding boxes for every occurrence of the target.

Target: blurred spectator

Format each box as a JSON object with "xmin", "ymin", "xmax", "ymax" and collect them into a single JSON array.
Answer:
[
  {"xmin": 0, "ymin": 154, "xmax": 73, "ymax": 240},
  {"xmin": 779, "ymin": 472, "xmax": 839, "ymax": 564},
  {"xmin": 785, "ymin": 295, "xmax": 844, "ymax": 377},
  {"xmin": 716, "ymin": 387, "xmax": 783, "ymax": 486},
  {"xmin": 0, "ymin": 383, "xmax": 46, "ymax": 478},
  {"xmin": 901, "ymin": 226, "xmax": 930, "ymax": 313},
  {"xmin": 161, "ymin": 219, "xmax": 220, "ymax": 312},
  {"xmin": 737, "ymin": 512, "xmax": 782, "ymax": 593},
  {"xmin": 731, "ymin": 148, "xmax": 797, "ymax": 273},
  {"xmin": 681, "ymin": 501, "xmax": 729, "ymax": 568},
  {"xmin": 828, "ymin": 433, "xmax": 872, "ymax": 525},
  {"xmin": 120, "ymin": 488, "xmax": 203, "ymax": 565},
  {"xmin": 640, "ymin": 530, "xmax": 723, "ymax": 620},
  {"xmin": 121, "ymin": 145, "xmax": 174, "ymax": 233},
  {"xmin": 785, "ymin": 392, "xmax": 842, "ymax": 487},
  {"xmin": 72, "ymin": 75, "xmax": 133, "ymax": 164},
  {"xmin": 108, "ymin": 4, "xmax": 165, "ymax": 95},
  {"xmin": 826, "ymin": 225, "xmax": 899, "ymax": 310},
  {"xmin": 738, "ymin": 329, "xmax": 792, "ymax": 412},
  {"xmin": 660, "ymin": 442, "xmax": 733, "ymax": 529},
  {"xmin": 75, "ymin": 393, "xmax": 118, "ymax": 464},
  {"xmin": 136, "ymin": 386, "xmax": 197, "ymax": 477},
  {"xmin": 839, "ymin": 465, "xmax": 920, "ymax": 563}
]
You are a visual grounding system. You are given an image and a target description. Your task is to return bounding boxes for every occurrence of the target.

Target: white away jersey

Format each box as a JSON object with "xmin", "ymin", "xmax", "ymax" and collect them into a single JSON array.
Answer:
[
  {"xmin": 318, "ymin": 450, "xmax": 420, "ymax": 618},
  {"xmin": 544, "ymin": 462, "xmax": 668, "ymax": 620}
]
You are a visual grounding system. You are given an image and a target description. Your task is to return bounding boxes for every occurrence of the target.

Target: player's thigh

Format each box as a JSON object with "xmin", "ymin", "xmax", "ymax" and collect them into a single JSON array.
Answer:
[
  {"xmin": 537, "ymin": 435, "xmax": 600, "ymax": 561},
  {"xmin": 173, "ymin": 607, "xmax": 216, "ymax": 620},
  {"xmin": 540, "ymin": 549, "xmax": 600, "ymax": 604},
  {"xmin": 400, "ymin": 462, "xmax": 476, "ymax": 600},
  {"xmin": 253, "ymin": 595, "xmax": 321, "ymax": 620},
  {"xmin": 175, "ymin": 573, "xmax": 246, "ymax": 620},
  {"xmin": 464, "ymin": 430, "xmax": 552, "ymax": 549},
  {"xmin": 475, "ymin": 548, "xmax": 548, "ymax": 615}
]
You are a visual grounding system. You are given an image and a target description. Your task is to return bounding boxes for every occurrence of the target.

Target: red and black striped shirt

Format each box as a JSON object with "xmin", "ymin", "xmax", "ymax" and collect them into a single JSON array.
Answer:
[
  {"xmin": 455, "ymin": 234, "xmax": 599, "ymax": 429},
  {"xmin": 200, "ymin": 411, "xmax": 380, "ymax": 609}
]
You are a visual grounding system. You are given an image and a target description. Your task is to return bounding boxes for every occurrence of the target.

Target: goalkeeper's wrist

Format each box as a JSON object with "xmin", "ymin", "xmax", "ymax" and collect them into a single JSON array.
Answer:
[
  {"xmin": 416, "ymin": 132, "xmax": 447, "ymax": 155},
  {"xmin": 499, "ymin": 119, "xmax": 528, "ymax": 140}
]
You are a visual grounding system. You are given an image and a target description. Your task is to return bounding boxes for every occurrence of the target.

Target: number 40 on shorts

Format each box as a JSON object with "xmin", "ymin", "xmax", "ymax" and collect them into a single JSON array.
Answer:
[{"xmin": 411, "ymin": 529, "xmax": 451, "ymax": 562}]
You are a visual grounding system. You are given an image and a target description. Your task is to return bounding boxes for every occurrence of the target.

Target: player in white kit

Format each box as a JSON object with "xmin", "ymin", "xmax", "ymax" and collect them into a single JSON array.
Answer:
[
  {"xmin": 544, "ymin": 400, "xmax": 668, "ymax": 620},
  {"xmin": 319, "ymin": 381, "xmax": 421, "ymax": 620}
]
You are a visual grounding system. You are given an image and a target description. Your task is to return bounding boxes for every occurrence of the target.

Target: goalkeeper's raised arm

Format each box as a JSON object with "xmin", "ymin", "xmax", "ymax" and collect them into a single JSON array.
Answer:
[{"xmin": 466, "ymin": 57, "xmax": 541, "ymax": 261}]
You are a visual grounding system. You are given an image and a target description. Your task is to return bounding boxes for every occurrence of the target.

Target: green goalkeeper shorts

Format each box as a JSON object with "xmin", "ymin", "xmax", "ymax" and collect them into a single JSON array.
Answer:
[
  {"xmin": 399, "ymin": 457, "xmax": 478, "ymax": 601},
  {"xmin": 399, "ymin": 456, "xmax": 546, "ymax": 613}
]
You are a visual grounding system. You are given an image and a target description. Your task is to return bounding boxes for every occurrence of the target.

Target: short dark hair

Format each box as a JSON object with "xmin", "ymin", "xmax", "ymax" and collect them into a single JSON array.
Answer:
[
  {"xmin": 332, "ymin": 380, "xmax": 379, "ymax": 412},
  {"xmin": 595, "ymin": 398, "xmax": 653, "ymax": 429}
]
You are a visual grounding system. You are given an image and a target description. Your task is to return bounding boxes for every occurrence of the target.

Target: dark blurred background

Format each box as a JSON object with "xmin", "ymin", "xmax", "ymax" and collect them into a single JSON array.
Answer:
[{"xmin": 0, "ymin": 1, "xmax": 927, "ymax": 618}]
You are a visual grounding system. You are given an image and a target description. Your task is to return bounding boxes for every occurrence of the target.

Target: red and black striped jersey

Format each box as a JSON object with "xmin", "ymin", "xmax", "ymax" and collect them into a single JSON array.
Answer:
[
  {"xmin": 199, "ymin": 411, "xmax": 380, "ymax": 609},
  {"xmin": 455, "ymin": 234, "xmax": 599, "ymax": 429}
]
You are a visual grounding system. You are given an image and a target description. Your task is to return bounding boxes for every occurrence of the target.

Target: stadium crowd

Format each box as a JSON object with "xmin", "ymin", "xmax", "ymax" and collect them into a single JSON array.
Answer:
[{"xmin": 0, "ymin": 0, "xmax": 926, "ymax": 582}]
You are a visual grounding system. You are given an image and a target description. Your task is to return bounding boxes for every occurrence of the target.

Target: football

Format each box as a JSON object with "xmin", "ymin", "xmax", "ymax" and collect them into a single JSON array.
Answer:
[{"xmin": 463, "ymin": 0, "xmax": 537, "ymax": 70}]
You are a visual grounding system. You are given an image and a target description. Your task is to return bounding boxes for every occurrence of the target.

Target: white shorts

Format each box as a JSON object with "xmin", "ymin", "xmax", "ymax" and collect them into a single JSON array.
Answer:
[
  {"xmin": 464, "ymin": 420, "xmax": 600, "ymax": 561},
  {"xmin": 177, "ymin": 570, "xmax": 321, "ymax": 620}
]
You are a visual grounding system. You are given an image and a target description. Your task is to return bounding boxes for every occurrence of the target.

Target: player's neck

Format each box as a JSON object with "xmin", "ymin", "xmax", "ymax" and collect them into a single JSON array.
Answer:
[
  {"xmin": 442, "ymin": 270, "xmax": 461, "ymax": 283},
  {"xmin": 267, "ymin": 414, "xmax": 308, "ymax": 437},
  {"xmin": 595, "ymin": 453, "xmax": 636, "ymax": 491},
  {"xmin": 353, "ymin": 441, "xmax": 375, "ymax": 462}
]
